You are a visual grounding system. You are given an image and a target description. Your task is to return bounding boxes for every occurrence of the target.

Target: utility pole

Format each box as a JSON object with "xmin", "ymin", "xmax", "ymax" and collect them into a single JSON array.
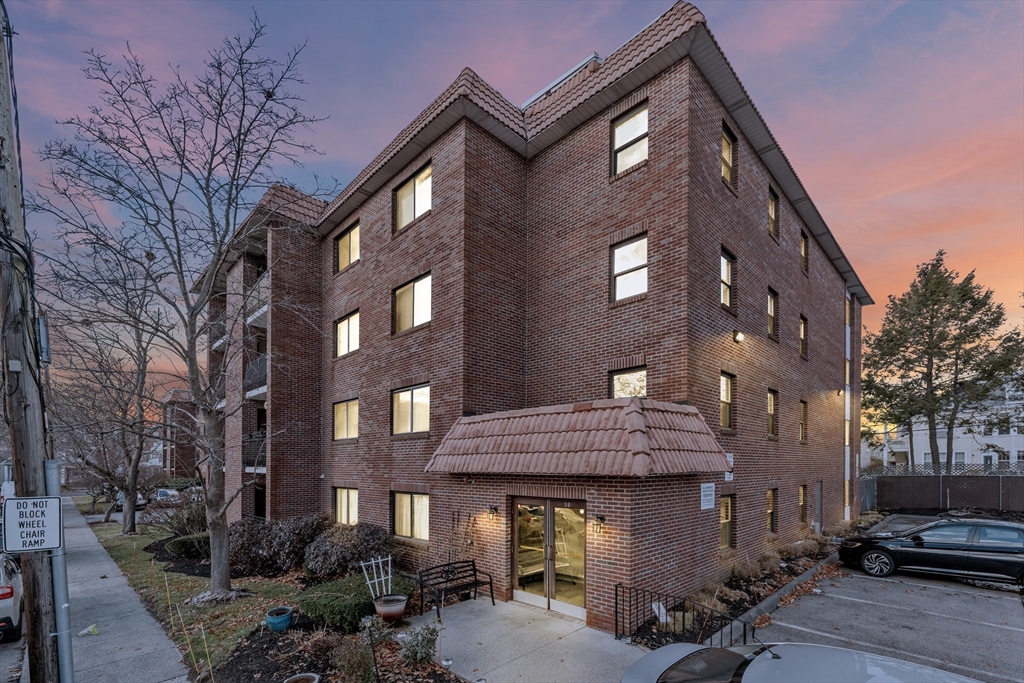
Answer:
[{"xmin": 0, "ymin": 4, "xmax": 61, "ymax": 681}]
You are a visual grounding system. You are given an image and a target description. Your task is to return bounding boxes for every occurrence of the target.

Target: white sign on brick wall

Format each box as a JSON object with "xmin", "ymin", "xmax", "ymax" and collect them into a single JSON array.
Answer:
[
  {"xmin": 724, "ymin": 453, "xmax": 734, "ymax": 482},
  {"xmin": 700, "ymin": 483, "xmax": 715, "ymax": 510}
]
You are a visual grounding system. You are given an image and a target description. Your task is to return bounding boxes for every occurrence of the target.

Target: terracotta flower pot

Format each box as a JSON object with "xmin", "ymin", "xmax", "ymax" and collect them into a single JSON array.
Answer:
[{"xmin": 373, "ymin": 594, "xmax": 408, "ymax": 623}]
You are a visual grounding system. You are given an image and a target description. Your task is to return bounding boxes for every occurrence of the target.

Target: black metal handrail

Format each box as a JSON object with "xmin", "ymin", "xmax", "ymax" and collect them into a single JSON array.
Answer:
[
  {"xmin": 615, "ymin": 583, "xmax": 754, "ymax": 649},
  {"xmin": 243, "ymin": 353, "xmax": 267, "ymax": 392},
  {"xmin": 242, "ymin": 431, "xmax": 266, "ymax": 468},
  {"xmin": 245, "ymin": 271, "xmax": 268, "ymax": 316}
]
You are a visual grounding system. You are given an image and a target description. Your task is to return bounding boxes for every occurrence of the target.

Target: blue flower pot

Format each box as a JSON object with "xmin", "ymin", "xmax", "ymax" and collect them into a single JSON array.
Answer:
[{"xmin": 266, "ymin": 606, "xmax": 293, "ymax": 632}]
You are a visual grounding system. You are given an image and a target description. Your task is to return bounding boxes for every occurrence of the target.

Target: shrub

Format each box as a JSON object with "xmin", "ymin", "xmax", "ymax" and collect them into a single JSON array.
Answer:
[
  {"xmin": 229, "ymin": 514, "xmax": 330, "ymax": 577},
  {"xmin": 165, "ymin": 477, "xmax": 201, "ymax": 491},
  {"xmin": 331, "ymin": 636, "xmax": 376, "ymax": 683},
  {"xmin": 149, "ymin": 501, "xmax": 207, "ymax": 540},
  {"xmin": 758, "ymin": 551, "xmax": 782, "ymax": 573},
  {"xmin": 166, "ymin": 532, "xmax": 210, "ymax": 560},
  {"xmin": 297, "ymin": 574, "xmax": 415, "ymax": 633},
  {"xmin": 400, "ymin": 620, "xmax": 439, "ymax": 664},
  {"xmin": 304, "ymin": 523, "xmax": 393, "ymax": 578}
]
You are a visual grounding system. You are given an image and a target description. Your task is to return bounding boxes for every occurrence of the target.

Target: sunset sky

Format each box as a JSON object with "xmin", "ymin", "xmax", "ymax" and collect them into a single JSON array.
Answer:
[{"xmin": 10, "ymin": 0, "xmax": 1024, "ymax": 333}]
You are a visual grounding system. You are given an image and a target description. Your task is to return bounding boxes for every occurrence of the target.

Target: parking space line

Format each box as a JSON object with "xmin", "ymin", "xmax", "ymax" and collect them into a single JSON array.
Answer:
[
  {"xmin": 770, "ymin": 620, "xmax": 1024, "ymax": 683},
  {"xmin": 845, "ymin": 572, "xmax": 1023, "ymax": 601},
  {"xmin": 819, "ymin": 592, "xmax": 1024, "ymax": 632}
]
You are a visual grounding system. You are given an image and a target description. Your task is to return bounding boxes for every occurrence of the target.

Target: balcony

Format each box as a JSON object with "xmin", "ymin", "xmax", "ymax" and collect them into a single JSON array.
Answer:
[
  {"xmin": 245, "ymin": 272, "xmax": 268, "ymax": 328},
  {"xmin": 209, "ymin": 317, "xmax": 227, "ymax": 351},
  {"xmin": 244, "ymin": 353, "xmax": 267, "ymax": 399},
  {"xmin": 242, "ymin": 431, "xmax": 266, "ymax": 473}
]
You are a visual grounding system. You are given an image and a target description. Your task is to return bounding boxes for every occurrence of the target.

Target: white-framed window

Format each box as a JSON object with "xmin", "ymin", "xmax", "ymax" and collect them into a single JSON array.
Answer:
[
  {"xmin": 335, "ymin": 223, "xmax": 360, "ymax": 271},
  {"xmin": 720, "ymin": 373, "xmax": 734, "ymax": 430},
  {"xmin": 721, "ymin": 124, "xmax": 736, "ymax": 185},
  {"xmin": 767, "ymin": 390, "xmax": 778, "ymax": 437},
  {"xmin": 720, "ymin": 496, "xmax": 734, "ymax": 550},
  {"xmin": 394, "ymin": 492, "xmax": 429, "ymax": 540},
  {"xmin": 612, "ymin": 367, "xmax": 647, "ymax": 398},
  {"xmin": 768, "ymin": 289, "xmax": 778, "ymax": 338},
  {"xmin": 612, "ymin": 104, "xmax": 648, "ymax": 174},
  {"xmin": 800, "ymin": 231, "xmax": 809, "ymax": 273},
  {"xmin": 333, "ymin": 399, "xmax": 358, "ymax": 440},
  {"xmin": 768, "ymin": 188, "xmax": 779, "ymax": 238},
  {"xmin": 335, "ymin": 488, "xmax": 358, "ymax": 525},
  {"xmin": 393, "ymin": 384, "xmax": 430, "ymax": 434},
  {"xmin": 721, "ymin": 250, "xmax": 734, "ymax": 308},
  {"xmin": 799, "ymin": 400, "xmax": 808, "ymax": 441},
  {"xmin": 954, "ymin": 452, "xmax": 965, "ymax": 464},
  {"xmin": 336, "ymin": 311, "xmax": 359, "ymax": 357},
  {"xmin": 394, "ymin": 274, "xmax": 431, "ymax": 332},
  {"xmin": 396, "ymin": 165, "xmax": 432, "ymax": 230},
  {"xmin": 611, "ymin": 236, "xmax": 648, "ymax": 300}
]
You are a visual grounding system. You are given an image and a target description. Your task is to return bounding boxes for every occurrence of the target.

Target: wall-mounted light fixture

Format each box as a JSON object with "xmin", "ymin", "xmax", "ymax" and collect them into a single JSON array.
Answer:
[
  {"xmin": 488, "ymin": 505, "xmax": 498, "ymax": 520},
  {"xmin": 837, "ymin": 388, "xmax": 844, "ymax": 396},
  {"xmin": 593, "ymin": 514, "xmax": 606, "ymax": 534},
  {"xmin": 732, "ymin": 330, "xmax": 744, "ymax": 343}
]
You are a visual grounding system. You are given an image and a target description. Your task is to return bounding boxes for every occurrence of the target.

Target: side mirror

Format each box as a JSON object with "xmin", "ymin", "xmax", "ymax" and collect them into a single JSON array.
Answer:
[{"xmin": 911, "ymin": 535, "xmax": 923, "ymax": 544}]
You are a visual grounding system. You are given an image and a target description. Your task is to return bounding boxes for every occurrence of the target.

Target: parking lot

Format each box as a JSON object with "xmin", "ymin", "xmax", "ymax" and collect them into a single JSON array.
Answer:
[{"xmin": 757, "ymin": 561, "xmax": 1024, "ymax": 682}]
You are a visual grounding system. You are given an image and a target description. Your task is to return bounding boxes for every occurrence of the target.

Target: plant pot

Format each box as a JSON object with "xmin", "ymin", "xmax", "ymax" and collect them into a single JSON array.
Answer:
[
  {"xmin": 283, "ymin": 675, "xmax": 320, "ymax": 683},
  {"xmin": 266, "ymin": 606, "xmax": 293, "ymax": 632},
  {"xmin": 373, "ymin": 594, "xmax": 408, "ymax": 623}
]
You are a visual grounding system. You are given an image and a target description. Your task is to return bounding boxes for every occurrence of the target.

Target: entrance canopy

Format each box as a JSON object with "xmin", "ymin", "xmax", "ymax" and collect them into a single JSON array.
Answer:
[{"xmin": 426, "ymin": 398, "xmax": 732, "ymax": 477}]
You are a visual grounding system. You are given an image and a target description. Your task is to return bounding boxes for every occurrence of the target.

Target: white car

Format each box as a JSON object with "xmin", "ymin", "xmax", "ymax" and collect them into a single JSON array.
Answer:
[
  {"xmin": 0, "ymin": 553, "xmax": 23, "ymax": 642},
  {"xmin": 153, "ymin": 488, "xmax": 181, "ymax": 504}
]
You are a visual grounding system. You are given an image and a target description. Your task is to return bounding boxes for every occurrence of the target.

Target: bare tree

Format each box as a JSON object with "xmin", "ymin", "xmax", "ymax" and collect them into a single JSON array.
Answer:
[{"xmin": 30, "ymin": 18, "xmax": 333, "ymax": 599}]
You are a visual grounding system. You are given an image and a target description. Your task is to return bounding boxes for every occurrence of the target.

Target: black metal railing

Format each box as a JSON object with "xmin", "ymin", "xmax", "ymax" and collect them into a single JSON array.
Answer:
[
  {"xmin": 244, "ymin": 272, "xmax": 268, "ymax": 316},
  {"xmin": 243, "ymin": 354, "xmax": 267, "ymax": 392},
  {"xmin": 209, "ymin": 317, "xmax": 226, "ymax": 346},
  {"xmin": 242, "ymin": 431, "xmax": 266, "ymax": 469},
  {"xmin": 615, "ymin": 584, "xmax": 754, "ymax": 649}
]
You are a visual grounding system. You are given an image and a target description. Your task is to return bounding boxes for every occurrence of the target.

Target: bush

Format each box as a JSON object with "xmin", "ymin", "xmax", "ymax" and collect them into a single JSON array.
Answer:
[
  {"xmin": 229, "ymin": 514, "xmax": 330, "ymax": 577},
  {"xmin": 166, "ymin": 532, "xmax": 210, "ymax": 560},
  {"xmin": 297, "ymin": 574, "xmax": 415, "ymax": 633},
  {"xmin": 304, "ymin": 523, "xmax": 393, "ymax": 578},
  {"xmin": 149, "ymin": 501, "xmax": 207, "ymax": 540},
  {"xmin": 331, "ymin": 636, "xmax": 376, "ymax": 683},
  {"xmin": 400, "ymin": 620, "xmax": 439, "ymax": 664},
  {"xmin": 165, "ymin": 477, "xmax": 201, "ymax": 491}
]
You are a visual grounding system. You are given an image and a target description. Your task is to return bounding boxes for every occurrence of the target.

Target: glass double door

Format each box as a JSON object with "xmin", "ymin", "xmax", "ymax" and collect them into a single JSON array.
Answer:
[{"xmin": 513, "ymin": 499, "xmax": 586, "ymax": 619}]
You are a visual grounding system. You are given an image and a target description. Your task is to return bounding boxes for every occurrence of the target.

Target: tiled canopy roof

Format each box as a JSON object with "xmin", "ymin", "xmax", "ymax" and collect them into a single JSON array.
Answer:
[{"xmin": 425, "ymin": 398, "xmax": 732, "ymax": 477}]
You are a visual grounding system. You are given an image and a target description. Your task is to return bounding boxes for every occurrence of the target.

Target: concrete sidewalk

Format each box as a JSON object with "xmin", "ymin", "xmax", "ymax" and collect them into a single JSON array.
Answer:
[
  {"xmin": 20, "ymin": 497, "xmax": 188, "ymax": 683},
  {"xmin": 404, "ymin": 598, "xmax": 645, "ymax": 683}
]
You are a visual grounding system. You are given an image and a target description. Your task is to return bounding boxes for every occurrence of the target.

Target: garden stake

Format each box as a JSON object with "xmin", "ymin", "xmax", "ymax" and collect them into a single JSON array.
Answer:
[
  {"xmin": 176, "ymin": 605, "xmax": 200, "ymax": 676},
  {"xmin": 201, "ymin": 623, "xmax": 215, "ymax": 683},
  {"xmin": 132, "ymin": 541, "xmax": 137, "ymax": 575},
  {"xmin": 164, "ymin": 573, "xmax": 174, "ymax": 634}
]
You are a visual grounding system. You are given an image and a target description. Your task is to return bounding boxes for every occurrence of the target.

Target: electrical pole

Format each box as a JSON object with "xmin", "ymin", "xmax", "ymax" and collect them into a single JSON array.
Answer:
[{"xmin": 0, "ymin": 4, "xmax": 61, "ymax": 681}]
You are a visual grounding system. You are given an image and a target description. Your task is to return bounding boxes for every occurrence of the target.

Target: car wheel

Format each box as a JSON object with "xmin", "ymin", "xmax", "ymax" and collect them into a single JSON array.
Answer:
[{"xmin": 860, "ymin": 549, "xmax": 895, "ymax": 577}]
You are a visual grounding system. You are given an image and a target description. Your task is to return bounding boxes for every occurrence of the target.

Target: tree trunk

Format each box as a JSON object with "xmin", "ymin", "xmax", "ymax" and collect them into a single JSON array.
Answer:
[
  {"xmin": 103, "ymin": 500, "xmax": 117, "ymax": 524},
  {"xmin": 906, "ymin": 422, "xmax": 916, "ymax": 471},
  {"xmin": 123, "ymin": 473, "xmax": 138, "ymax": 534},
  {"xmin": 202, "ymin": 409, "xmax": 233, "ymax": 597}
]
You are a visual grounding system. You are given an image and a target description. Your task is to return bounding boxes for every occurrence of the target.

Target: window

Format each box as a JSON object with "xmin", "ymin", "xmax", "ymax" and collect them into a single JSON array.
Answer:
[
  {"xmin": 845, "ymin": 359, "xmax": 851, "ymax": 387},
  {"xmin": 1017, "ymin": 450, "xmax": 1024, "ymax": 464},
  {"xmin": 394, "ymin": 492, "xmax": 429, "ymax": 540},
  {"xmin": 799, "ymin": 400, "xmax": 808, "ymax": 441},
  {"xmin": 798, "ymin": 485, "xmax": 807, "ymax": 523},
  {"xmin": 845, "ymin": 480, "xmax": 850, "ymax": 507},
  {"xmin": 799, "ymin": 232, "xmax": 809, "ymax": 274},
  {"xmin": 396, "ymin": 165, "xmax": 432, "ymax": 230},
  {"xmin": 720, "ymin": 250, "xmax": 734, "ymax": 308},
  {"xmin": 983, "ymin": 423, "xmax": 994, "ymax": 436},
  {"xmin": 720, "ymin": 373, "xmax": 734, "ymax": 430},
  {"xmin": 394, "ymin": 274, "xmax": 431, "ymax": 332},
  {"xmin": 767, "ymin": 289, "xmax": 778, "ymax": 338},
  {"xmin": 720, "ymin": 496, "xmax": 734, "ymax": 550},
  {"xmin": 393, "ymin": 384, "xmax": 430, "ymax": 434},
  {"xmin": 918, "ymin": 525, "xmax": 971, "ymax": 544},
  {"xmin": 845, "ymin": 419, "xmax": 851, "ymax": 447},
  {"xmin": 799, "ymin": 316, "xmax": 808, "ymax": 358},
  {"xmin": 336, "ymin": 311, "xmax": 359, "ymax": 357},
  {"xmin": 721, "ymin": 124, "xmax": 736, "ymax": 185},
  {"xmin": 611, "ymin": 236, "xmax": 648, "ymax": 300},
  {"xmin": 766, "ymin": 489, "xmax": 777, "ymax": 533},
  {"xmin": 954, "ymin": 451, "xmax": 965, "ymax": 464},
  {"xmin": 333, "ymin": 399, "xmax": 358, "ymax": 440},
  {"xmin": 767, "ymin": 390, "xmax": 778, "ymax": 437},
  {"xmin": 335, "ymin": 223, "xmax": 360, "ymax": 271},
  {"xmin": 612, "ymin": 367, "xmax": 647, "ymax": 398},
  {"xmin": 335, "ymin": 488, "xmax": 358, "ymax": 525},
  {"xmin": 977, "ymin": 527, "xmax": 1024, "ymax": 548},
  {"xmin": 768, "ymin": 188, "xmax": 779, "ymax": 238},
  {"xmin": 845, "ymin": 298, "xmax": 852, "ymax": 327},
  {"xmin": 612, "ymin": 104, "xmax": 648, "ymax": 174}
]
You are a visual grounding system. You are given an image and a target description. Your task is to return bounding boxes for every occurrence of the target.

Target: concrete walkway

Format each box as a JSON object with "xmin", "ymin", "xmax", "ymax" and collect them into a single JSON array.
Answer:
[
  {"xmin": 404, "ymin": 598, "xmax": 645, "ymax": 683},
  {"xmin": 19, "ymin": 497, "xmax": 188, "ymax": 683}
]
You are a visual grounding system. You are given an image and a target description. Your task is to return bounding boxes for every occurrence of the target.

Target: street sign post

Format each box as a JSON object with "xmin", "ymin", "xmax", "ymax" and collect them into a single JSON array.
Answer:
[{"xmin": 2, "ymin": 496, "xmax": 63, "ymax": 552}]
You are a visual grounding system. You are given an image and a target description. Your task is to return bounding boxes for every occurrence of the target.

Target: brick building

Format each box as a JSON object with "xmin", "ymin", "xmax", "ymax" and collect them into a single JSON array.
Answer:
[
  {"xmin": 159, "ymin": 389, "xmax": 200, "ymax": 480},
  {"xmin": 211, "ymin": 1, "xmax": 871, "ymax": 631}
]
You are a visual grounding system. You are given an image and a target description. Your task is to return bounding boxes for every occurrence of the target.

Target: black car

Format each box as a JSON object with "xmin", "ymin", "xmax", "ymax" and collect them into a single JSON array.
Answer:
[{"xmin": 839, "ymin": 518, "xmax": 1024, "ymax": 585}]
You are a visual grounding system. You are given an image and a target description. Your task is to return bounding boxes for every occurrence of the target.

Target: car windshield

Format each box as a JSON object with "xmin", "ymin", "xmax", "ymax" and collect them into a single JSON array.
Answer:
[{"xmin": 657, "ymin": 648, "xmax": 747, "ymax": 683}]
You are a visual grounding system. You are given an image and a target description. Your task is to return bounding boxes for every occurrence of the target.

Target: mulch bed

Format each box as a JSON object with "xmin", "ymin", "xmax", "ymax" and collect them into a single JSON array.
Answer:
[{"xmin": 142, "ymin": 537, "xmax": 247, "ymax": 579}]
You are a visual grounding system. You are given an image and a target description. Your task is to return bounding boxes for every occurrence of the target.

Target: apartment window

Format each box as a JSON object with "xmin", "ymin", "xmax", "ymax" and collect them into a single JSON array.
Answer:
[
  {"xmin": 767, "ymin": 289, "xmax": 778, "ymax": 338},
  {"xmin": 335, "ymin": 488, "xmax": 358, "ymax": 525},
  {"xmin": 1017, "ymin": 450, "xmax": 1024, "ymax": 465},
  {"xmin": 335, "ymin": 223, "xmax": 360, "ymax": 272},
  {"xmin": 767, "ymin": 390, "xmax": 778, "ymax": 437},
  {"xmin": 720, "ymin": 250, "xmax": 734, "ymax": 309},
  {"xmin": 720, "ymin": 373, "xmax": 734, "ymax": 430},
  {"xmin": 766, "ymin": 489, "xmax": 777, "ymax": 533},
  {"xmin": 394, "ymin": 492, "xmax": 429, "ymax": 540},
  {"xmin": 983, "ymin": 423, "xmax": 994, "ymax": 436},
  {"xmin": 954, "ymin": 452, "xmax": 965, "ymax": 464},
  {"xmin": 393, "ymin": 384, "xmax": 430, "ymax": 434},
  {"xmin": 394, "ymin": 274, "xmax": 431, "ymax": 333},
  {"xmin": 799, "ymin": 316, "xmax": 808, "ymax": 358},
  {"xmin": 845, "ymin": 419, "xmax": 851, "ymax": 447},
  {"xmin": 799, "ymin": 231, "xmax": 809, "ymax": 274},
  {"xmin": 798, "ymin": 485, "xmax": 807, "ymax": 523},
  {"xmin": 720, "ymin": 496, "xmax": 734, "ymax": 550},
  {"xmin": 611, "ymin": 236, "xmax": 648, "ymax": 300},
  {"xmin": 845, "ymin": 359, "xmax": 851, "ymax": 387},
  {"xmin": 396, "ymin": 164, "xmax": 432, "ymax": 230},
  {"xmin": 336, "ymin": 311, "xmax": 360, "ymax": 357},
  {"xmin": 845, "ymin": 480, "xmax": 850, "ymax": 507},
  {"xmin": 612, "ymin": 104, "xmax": 648, "ymax": 174},
  {"xmin": 845, "ymin": 298, "xmax": 852, "ymax": 327},
  {"xmin": 768, "ymin": 188, "xmax": 779, "ymax": 238},
  {"xmin": 333, "ymin": 399, "xmax": 359, "ymax": 440},
  {"xmin": 799, "ymin": 400, "xmax": 808, "ymax": 442},
  {"xmin": 721, "ymin": 124, "xmax": 736, "ymax": 185},
  {"xmin": 611, "ymin": 367, "xmax": 647, "ymax": 398}
]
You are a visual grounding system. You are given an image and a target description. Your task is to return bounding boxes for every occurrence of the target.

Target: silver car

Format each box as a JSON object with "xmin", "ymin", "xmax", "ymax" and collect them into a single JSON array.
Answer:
[
  {"xmin": 621, "ymin": 642, "xmax": 978, "ymax": 683},
  {"xmin": 0, "ymin": 553, "xmax": 23, "ymax": 642}
]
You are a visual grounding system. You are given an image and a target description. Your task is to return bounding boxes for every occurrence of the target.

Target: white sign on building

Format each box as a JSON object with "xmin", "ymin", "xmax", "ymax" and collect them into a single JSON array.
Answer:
[
  {"xmin": 700, "ymin": 482, "xmax": 716, "ymax": 510},
  {"xmin": 3, "ymin": 496, "xmax": 63, "ymax": 552}
]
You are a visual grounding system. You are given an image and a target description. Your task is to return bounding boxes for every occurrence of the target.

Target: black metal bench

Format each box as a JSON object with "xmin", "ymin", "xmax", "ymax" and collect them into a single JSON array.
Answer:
[{"xmin": 418, "ymin": 559, "xmax": 494, "ymax": 618}]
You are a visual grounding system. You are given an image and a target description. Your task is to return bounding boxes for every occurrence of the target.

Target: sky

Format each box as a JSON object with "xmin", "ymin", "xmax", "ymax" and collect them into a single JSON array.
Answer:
[{"xmin": 8, "ymin": 0, "xmax": 1024, "ymax": 334}]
